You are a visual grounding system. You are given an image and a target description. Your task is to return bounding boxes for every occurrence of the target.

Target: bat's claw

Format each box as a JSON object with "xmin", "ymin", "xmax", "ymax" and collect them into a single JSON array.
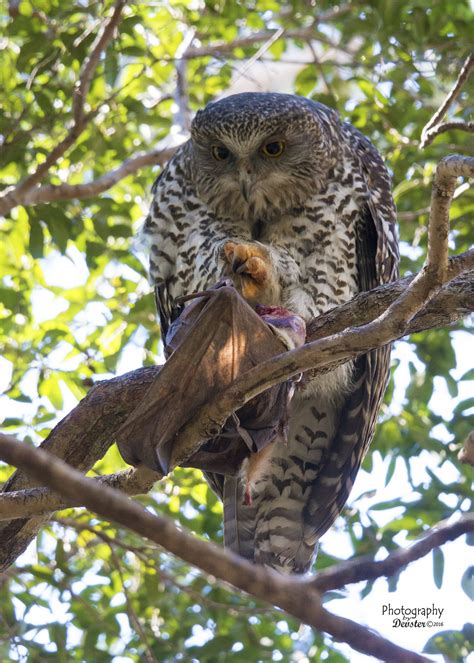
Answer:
[{"xmin": 223, "ymin": 241, "xmax": 279, "ymax": 304}]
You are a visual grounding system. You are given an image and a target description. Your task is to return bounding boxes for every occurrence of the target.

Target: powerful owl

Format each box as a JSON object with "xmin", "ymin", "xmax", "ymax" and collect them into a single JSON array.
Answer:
[{"xmin": 143, "ymin": 92, "xmax": 399, "ymax": 573}]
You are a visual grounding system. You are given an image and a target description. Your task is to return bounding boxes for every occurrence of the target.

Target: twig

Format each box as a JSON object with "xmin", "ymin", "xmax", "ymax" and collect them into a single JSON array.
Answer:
[
  {"xmin": 397, "ymin": 207, "xmax": 431, "ymax": 221},
  {"xmin": 420, "ymin": 53, "xmax": 474, "ymax": 148},
  {"xmin": 307, "ymin": 41, "xmax": 335, "ymax": 98},
  {"xmin": 421, "ymin": 120, "xmax": 474, "ymax": 148},
  {"xmin": 0, "ymin": 434, "xmax": 431, "ymax": 663},
  {"xmin": 312, "ymin": 515, "xmax": 474, "ymax": 592},
  {"xmin": 0, "ymin": 0, "xmax": 126, "ymax": 217},
  {"xmin": 230, "ymin": 26, "xmax": 285, "ymax": 86}
]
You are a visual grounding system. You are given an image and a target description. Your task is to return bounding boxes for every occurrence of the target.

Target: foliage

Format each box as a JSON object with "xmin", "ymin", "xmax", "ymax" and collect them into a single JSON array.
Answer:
[{"xmin": 0, "ymin": 0, "xmax": 472, "ymax": 660}]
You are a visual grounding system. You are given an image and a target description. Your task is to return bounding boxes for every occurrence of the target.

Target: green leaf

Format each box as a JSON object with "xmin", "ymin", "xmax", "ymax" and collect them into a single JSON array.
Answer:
[
  {"xmin": 28, "ymin": 219, "xmax": 45, "ymax": 258},
  {"xmin": 432, "ymin": 547, "xmax": 445, "ymax": 589}
]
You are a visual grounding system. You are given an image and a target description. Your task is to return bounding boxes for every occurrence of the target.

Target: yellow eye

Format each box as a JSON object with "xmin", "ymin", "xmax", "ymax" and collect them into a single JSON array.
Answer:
[
  {"xmin": 262, "ymin": 140, "xmax": 285, "ymax": 158},
  {"xmin": 212, "ymin": 145, "xmax": 231, "ymax": 161}
]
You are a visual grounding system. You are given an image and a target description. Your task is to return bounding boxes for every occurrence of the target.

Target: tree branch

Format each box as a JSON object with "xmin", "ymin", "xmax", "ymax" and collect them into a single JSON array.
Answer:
[
  {"xmin": 0, "ymin": 434, "xmax": 431, "ymax": 663},
  {"xmin": 420, "ymin": 52, "xmax": 474, "ymax": 148},
  {"xmin": 0, "ymin": 0, "xmax": 126, "ymax": 217},
  {"xmin": 312, "ymin": 515, "xmax": 474, "ymax": 592},
  {"xmin": 0, "ymin": 459, "xmax": 160, "ymax": 521},
  {"xmin": 20, "ymin": 147, "xmax": 177, "ymax": 206},
  {"xmin": 0, "ymin": 268, "xmax": 472, "ymax": 527},
  {"xmin": 184, "ymin": 4, "xmax": 352, "ymax": 59}
]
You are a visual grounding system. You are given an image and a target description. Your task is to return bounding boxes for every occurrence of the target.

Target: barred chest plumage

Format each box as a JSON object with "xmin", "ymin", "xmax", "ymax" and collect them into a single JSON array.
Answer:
[{"xmin": 145, "ymin": 147, "xmax": 363, "ymax": 323}]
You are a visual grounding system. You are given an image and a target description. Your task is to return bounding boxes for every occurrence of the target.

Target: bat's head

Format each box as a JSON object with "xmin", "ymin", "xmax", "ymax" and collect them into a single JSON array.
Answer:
[
  {"xmin": 190, "ymin": 92, "xmax": 340, "ymax": 223},
  {"xmin": 256, "ymin": 304, "xmax": 306, "ymax": 349}
]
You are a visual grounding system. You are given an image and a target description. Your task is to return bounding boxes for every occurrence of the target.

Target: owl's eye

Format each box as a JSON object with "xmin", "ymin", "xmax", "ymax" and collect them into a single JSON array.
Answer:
[
  {"xmin": 211, "ymin": 145, "xmax": 231, "ymax": 161},
  {"xmin": 261, "ymin": 140, "xmax": 285, "ymax": 158}
]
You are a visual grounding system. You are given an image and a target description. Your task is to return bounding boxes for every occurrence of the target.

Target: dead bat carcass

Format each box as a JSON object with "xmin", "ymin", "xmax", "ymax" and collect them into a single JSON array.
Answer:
[{"xmin": 116, "ymin": 282, "xmax": 306, "ymax": 493}]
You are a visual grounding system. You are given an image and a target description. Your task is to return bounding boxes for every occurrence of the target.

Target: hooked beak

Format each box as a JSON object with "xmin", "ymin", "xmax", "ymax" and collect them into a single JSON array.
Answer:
[
  {"xmin": 239, "ymin": 168, "xmax": 254, "ymax": 203},
  {"xmin": 240, "ymin": 177, "xmax": 251, "ymax": 203}
]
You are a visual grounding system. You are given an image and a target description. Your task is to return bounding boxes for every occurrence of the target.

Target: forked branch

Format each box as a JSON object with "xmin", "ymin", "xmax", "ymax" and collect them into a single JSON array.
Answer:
[{"xmin": 420, "ymin": 53, "xmax": 474, "ymax": 148}]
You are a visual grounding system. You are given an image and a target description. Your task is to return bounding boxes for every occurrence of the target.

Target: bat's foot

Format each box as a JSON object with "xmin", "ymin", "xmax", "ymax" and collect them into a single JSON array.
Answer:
[{"xmin": 223, "ymin": 241, "xmax": 279, "ymax": 304}]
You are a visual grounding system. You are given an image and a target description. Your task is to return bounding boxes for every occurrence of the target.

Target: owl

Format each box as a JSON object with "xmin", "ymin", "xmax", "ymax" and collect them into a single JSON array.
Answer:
[{"xmin": 143, "ymin": 92, "xmax": 399, "ymax": 573}]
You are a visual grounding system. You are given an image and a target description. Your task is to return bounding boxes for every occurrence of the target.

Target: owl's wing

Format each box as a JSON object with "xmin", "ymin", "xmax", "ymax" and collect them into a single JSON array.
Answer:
[{"xmin": 302, "ymin": 127, "xmax": 399, "ymax": 553}]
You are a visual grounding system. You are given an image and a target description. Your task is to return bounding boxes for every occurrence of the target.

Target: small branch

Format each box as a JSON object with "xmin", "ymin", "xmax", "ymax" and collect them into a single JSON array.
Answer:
[
  {"xmin": 420, "ymin": 120, "xmax": 474, "ymax": 148},
  {"xmin": 184, "ymin": 5, "xmax": 352, "ymax": 60},
  {"xmin": 20, "ymin": 147, "xmax": 177, "ymax": 206},
  {"xmin": 72, "ymin": 1, "xmax": 125, "ymax": 127},
  {"xmin": 0, "ymin": 0, "xmax": 126, "ymax": 217},
  {"xmin": 420, "ymin": 52, "xmax": 474, "ymax": 148},
  {"xmin": 0, "ymin": 460, "xmax": 160, "ymax": 521},
  {"xmin": 397, "ymin": 207, "xmax": 431, "ymax": 221},
  {"xmin": 312, "ymin": 515, "xmax": 474, "ymax": 592},
  {"xmin": 230, "ymin": 26, "xmax": 285, "ymax": 86},
  {"xmin": 0, "ymin": 434, "xmax": 430, "ymax": 662}
]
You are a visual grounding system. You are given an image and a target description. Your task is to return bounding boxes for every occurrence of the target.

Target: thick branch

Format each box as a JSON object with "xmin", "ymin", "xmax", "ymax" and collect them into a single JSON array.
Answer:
[
  {"xmin": 420, "ymin": 53, "xmax": 474, "ymax": 148},
  {"xmin": 312, "ymin": 515, "xmax": 474, "ymax": 592},
  {"xmin": 0, "ymin": 0, "xmax": 126, "ymax": 217},
  {"xmin": 0, "ymin": 435, "xmax": 430, "ymax": 663}
]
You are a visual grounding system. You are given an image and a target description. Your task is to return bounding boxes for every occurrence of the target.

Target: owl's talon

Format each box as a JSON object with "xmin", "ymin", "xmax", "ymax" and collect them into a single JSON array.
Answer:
[
  {"xmin": 222, "ymin": 241, "xmax": 278, "ymax": 303},
  {"xmin": 223, "ymin": 242, "xmax": 271, "ymax": 282}
]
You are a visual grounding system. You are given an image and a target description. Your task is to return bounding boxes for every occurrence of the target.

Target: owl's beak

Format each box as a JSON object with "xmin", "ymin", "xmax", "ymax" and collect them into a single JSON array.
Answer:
[
  {"xmin": 239, "ymin": 170, "xmax": 253, "ymax": 203},
  {"xmin": 240, "ymin": 178, "xmax": 251, "ymax": 203}
]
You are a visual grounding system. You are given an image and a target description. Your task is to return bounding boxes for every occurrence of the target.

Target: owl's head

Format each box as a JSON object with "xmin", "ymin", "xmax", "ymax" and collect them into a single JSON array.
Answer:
[{"xmin": 190, "ymin": 93, "xmax": 340, "ymax": 223}]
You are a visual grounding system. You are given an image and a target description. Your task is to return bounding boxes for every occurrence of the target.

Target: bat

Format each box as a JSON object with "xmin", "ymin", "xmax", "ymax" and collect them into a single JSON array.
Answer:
[{"xmin": 116, "ymin": 281, "xmax": 305, "ymax": 485}]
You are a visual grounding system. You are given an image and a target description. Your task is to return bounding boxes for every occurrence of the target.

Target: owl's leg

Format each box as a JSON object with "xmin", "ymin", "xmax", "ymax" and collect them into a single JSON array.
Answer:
[{"xmin": 222, "ymin": 241, "xmax": 280, "ymax": 305}]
